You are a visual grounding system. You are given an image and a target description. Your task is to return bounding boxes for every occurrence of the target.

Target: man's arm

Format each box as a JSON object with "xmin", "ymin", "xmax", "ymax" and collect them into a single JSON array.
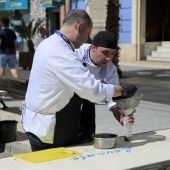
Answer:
[
  {"xmin": 113, "ymin": 84, "xmax": 137, "ymax": 98},
  {"xmin": 113, "ymin": 85, "xmax": 122, "ymax": 97},
  {"xmin": 111, "ymin": 105, "xmax": 135, "ymax": 126},
  {"xmin": 110, "ymin": 84, "xmax": 137, "ymax": 126}
]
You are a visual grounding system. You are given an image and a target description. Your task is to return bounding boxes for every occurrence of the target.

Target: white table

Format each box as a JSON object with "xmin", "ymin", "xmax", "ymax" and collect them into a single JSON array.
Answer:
[{"xmin": 1, "ymin": 129, "xmax": 170, "ymax": 170}]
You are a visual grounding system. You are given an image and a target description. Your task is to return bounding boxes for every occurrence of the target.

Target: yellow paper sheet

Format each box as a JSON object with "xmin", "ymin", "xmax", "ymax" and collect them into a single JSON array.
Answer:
[{"xmin": 13, "ymin": 147, "xmax": 82, "ymax": 164}]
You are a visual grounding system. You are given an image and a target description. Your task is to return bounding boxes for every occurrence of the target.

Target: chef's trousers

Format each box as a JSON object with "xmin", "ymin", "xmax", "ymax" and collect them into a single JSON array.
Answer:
[{"xmin": 79, "ymin": 99, "xmax": 96, "ymax": 142}]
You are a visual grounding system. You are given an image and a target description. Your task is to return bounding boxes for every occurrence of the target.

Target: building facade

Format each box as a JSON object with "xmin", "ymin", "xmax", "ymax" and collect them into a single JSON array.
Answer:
[
  {"xmin": 85, "ymin": 0, "xmax": 170, "ymax": 63},
  {"xmin": 1, "ymin": 0, "xmax": 170, "ymax": 62},
  {"xmin": 49, "ymin": 0, "xmax": 170, "ymax": 63}
]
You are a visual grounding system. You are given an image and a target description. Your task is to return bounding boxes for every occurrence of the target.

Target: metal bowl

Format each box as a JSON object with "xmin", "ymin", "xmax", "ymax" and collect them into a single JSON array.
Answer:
[
  {"xmin": 116, "ymin": 94, "xmax": 143, "ymax": 110},
  {"xmin": 91, "ymin": 133, "xmax": 117, "ymax": 149}
]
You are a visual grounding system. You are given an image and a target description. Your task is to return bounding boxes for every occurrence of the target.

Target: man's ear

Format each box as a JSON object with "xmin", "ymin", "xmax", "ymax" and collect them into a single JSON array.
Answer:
[
  {"xmin": 77, "ymin": 22, "xmax": 85, "ymax": 33},
  {"xmin": 91, "ymin": 45, "xmax": 97, "ymax": 51}
]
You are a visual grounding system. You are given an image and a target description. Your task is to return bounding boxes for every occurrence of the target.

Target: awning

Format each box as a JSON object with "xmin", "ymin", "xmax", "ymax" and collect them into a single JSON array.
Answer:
[{"xmin": 0, "ymin": 0, "xmax": 29, "ymax": 11}]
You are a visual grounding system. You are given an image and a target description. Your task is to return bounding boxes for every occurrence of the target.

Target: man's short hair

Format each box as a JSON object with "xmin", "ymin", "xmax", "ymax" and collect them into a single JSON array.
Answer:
[
  {"xmin": 63, "ymin": 9, "xmax": 92, "ymax": 27},
  {"xmin": 1, "ymin": 17, "xmax": 10, "ymax": 27},
  {"xmin": 93, "ymin": 31, "xmax": 117, "ymax": 49}
]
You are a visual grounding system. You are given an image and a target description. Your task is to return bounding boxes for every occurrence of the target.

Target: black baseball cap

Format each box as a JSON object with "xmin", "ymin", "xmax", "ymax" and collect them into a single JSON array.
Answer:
[{"xmin": 92, "ymin": 31, "xmax": 117, "ymax": 49}]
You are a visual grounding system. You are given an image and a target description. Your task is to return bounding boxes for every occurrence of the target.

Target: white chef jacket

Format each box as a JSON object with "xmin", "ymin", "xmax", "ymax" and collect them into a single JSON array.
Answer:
[
  {"xmin": 75, "ymin": 44, "xmax": 120, "ymax": 109},
  {"xmin": 21, "ymin": 33, "xmax": 115, "ymax": 144}
]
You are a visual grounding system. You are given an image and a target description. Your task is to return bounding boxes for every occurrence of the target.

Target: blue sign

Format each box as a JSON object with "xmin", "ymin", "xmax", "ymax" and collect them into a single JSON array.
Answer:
[
  {"xmin": 42, "ymin": 0, "xmax": 64, "ymax": 8},
  {"xmin": 0, "ymin": 0, "xmax": 29, "ymax": 10}
]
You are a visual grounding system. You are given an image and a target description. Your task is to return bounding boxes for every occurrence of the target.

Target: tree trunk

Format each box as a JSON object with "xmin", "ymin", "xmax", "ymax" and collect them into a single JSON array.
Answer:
[
  {"xmin": 105, "ymin": 0, "xmax": 122, "ymax": 78},
  {"xmin": 27, "ymin": 40, "xmax": 35, "ymax": 53}
]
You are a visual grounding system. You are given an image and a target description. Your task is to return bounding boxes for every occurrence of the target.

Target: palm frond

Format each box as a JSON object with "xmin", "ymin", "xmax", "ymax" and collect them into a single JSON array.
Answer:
[
  {"xmin": 32, "ymin": 19, "xmax": 45, "ymax": 39},
  {"xmin": 12, "ymin": 18, "xmax": 45, "ymax": 52}
]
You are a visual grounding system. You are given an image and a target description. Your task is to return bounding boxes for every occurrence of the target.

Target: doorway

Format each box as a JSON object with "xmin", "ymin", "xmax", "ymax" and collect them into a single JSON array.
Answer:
[
  {"xmin": 48, "ymin": 9, "xmax": 60, "ymax": 35},
  {"xmin": 146, "ymin": 0, "xmax": 170, "ymax": 41}
]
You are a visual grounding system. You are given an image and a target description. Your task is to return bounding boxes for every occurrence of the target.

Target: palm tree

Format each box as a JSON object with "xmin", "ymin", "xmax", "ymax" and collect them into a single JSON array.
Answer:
[
  {"xmin": 105, "ymin": 0, "xmax": 122, "ymax": 78},
  {"xmin": 12, "ymin": 19, "xmax": 45, "ymax": 53},
  {"xmin": 12, "ymin": 19, "xmax": 45, "ymax": 69}
]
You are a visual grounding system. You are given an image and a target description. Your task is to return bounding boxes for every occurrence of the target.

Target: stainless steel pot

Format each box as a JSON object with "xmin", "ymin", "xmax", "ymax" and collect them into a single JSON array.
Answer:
[{"xmin": 91, "ymin": 133, "xmax": 117, "ymax": 149}]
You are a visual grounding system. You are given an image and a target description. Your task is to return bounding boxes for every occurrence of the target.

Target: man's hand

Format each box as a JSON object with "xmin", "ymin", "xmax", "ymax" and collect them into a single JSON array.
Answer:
[
  {"xmin": 111, "ymin": 105, "xmax": 135, "ymax": 126},
  {"xmin": 121, "ymin": 84, "xmax": 137, "ymax": 98},
  {"xmin": 123, "ymin": 109, "xmax": 136, "ymax": 125}
]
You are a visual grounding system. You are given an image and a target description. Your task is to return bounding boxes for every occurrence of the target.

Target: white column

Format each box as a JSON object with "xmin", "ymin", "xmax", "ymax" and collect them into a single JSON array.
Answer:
[
  {"xmin": 86, "ymin": 0, "xmax": 107, "ymax": 38},
  {"xmin": 132, "ymin": 0, "xmax": 146, "ymax": 61},
  {"xmin": 131, "ymin": 0, "xmax": 138, "ymax": 44},
  {"xmin": 59, "ymin": 0, "xmax": 70, "ymax": 27},
  {"xmin": 65, "ymin": 0, "xmax": 70, "ymax": 14},
  {"xmin": 59, "ymin": 5, "xmax": 65, "ymax": 27}
]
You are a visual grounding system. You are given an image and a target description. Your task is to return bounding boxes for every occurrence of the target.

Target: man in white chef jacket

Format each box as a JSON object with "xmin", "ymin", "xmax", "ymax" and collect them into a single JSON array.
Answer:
[
  {"xmin": 75, "ymin": 31, "xmax": 136, "ymax": 142},
  {"xmin": 21, "ymin": 9, "xmax": 137, "ymax": 151}
]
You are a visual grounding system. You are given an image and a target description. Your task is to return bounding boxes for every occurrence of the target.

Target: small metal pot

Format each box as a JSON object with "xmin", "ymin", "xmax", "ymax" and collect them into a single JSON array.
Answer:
[{"xmin": 91, "ymin": 133, "xmax": 117, "ymax": 149}]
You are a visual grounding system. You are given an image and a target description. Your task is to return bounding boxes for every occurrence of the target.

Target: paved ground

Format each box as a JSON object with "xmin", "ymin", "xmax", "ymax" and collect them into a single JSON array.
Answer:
[
  {"xmin": 120, "ymin": 69, "xmax": 170, "ymax": 105},
  {"xmin": 0, "ymin": 60, "xmax": 170, "ymax": 159}
]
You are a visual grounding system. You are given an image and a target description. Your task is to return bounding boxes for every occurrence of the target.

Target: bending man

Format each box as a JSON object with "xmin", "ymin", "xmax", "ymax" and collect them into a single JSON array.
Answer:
[
  {"xmin": 21, "ymin": 10, "xmax": 137, "ymax": 151},
  {"xmin": 75, "ymin": 31, "xmax": 136, "ymax": 140}
]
